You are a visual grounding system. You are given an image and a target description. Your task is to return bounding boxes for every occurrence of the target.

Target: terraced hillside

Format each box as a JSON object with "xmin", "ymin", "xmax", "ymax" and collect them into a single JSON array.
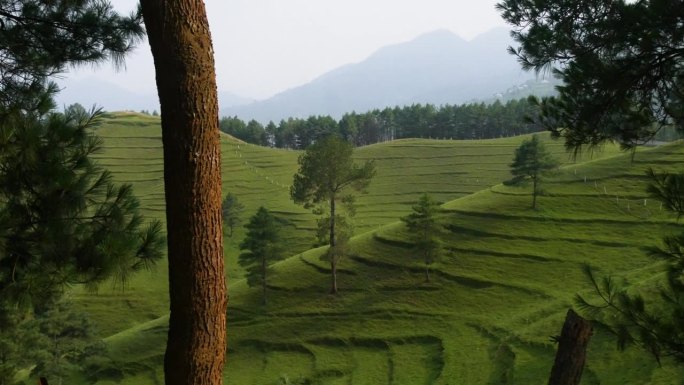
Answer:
[
  {"xmin": 78, "ymin": 113, "xmax": 617, "ymax": 335},
  {"xmin": 74, "ymin": 113, "xmax": 684, "ymax": 384}
]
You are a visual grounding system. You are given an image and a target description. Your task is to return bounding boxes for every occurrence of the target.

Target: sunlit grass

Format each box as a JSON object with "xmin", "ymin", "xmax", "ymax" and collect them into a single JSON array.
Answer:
[{"xmin": 67, "ymin": 112, "xmax": 684, "ymax": 384}]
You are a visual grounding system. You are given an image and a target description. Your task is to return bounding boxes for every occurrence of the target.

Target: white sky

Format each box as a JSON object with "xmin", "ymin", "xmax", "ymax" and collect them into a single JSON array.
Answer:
[{"xmin": 63, "ymin": 0, "xmax": 508, "ymax": 100}]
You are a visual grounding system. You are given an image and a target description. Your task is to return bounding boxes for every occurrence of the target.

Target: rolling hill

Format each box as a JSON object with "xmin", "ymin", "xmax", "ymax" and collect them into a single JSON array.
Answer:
[{"xmin": 67, "ymin": 113, "xmax": 683, "ymax": 384}]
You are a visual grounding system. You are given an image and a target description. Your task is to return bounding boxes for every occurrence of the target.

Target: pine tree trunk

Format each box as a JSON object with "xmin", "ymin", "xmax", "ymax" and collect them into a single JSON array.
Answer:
[
  {"xmin": 139, "ymin": 2, "xmax": 227, "ymax": 385},
  {"xmin": 548, "ymin": 309, "xmax": 593, "ymax": 385},
  {"xmin": 330, "ymin": 196, "xmax": 338, "ymax": 294}
]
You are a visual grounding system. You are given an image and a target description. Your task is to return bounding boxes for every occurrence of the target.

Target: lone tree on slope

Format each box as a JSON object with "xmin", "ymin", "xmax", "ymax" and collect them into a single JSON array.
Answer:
[
  {"xmin": 401, "ymin": 193, "xmax": 443, "ymax": 282},
  {"xmin": 508, "ymin": 134, "xmax": 559, "ymax": 209},
  {"xmin": 239, "ymin": 207, "xmax": 283, "ymax": 305},
  {"xmin": 291, "ymin": 135, "xmax": 375, "ymax": 294},
  {"xmin": 222, "ymin": 192, "xmax": 245, "ymax": 238}
]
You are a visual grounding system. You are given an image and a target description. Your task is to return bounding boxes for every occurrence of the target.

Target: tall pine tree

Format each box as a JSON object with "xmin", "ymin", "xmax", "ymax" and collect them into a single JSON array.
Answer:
[
  {"xmin": 499, "ymin": 0, "xmax": 684, "ymax": 363},
  {"xmin": 0, "ymin": 0, "xmax": 162, "ymax": 310},
  {"xmin": 139, "ymin": 1, "xmax": 227, "ymax": 383},
  {"xmin": 291, "ymin": 135, "xmax": 375, "ymax": 294},
  {"xmin": 508, "ymin": 134, "xmax": 559, "ymax": 209},
  {"xmin": 0, "ymin": 2, "xmax": 163, "ymax": 382}
]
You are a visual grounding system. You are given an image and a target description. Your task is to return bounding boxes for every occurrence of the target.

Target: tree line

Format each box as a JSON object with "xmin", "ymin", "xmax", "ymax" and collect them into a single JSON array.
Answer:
[{"xmin": 220, "ymin": 98, "xmax": 544, "ymax": 148}]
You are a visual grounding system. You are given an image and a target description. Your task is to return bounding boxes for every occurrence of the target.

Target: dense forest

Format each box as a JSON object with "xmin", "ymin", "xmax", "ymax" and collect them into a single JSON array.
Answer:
[{"xmin": 219, "ymin": 98, "xmax": 544, "ymax": 148}]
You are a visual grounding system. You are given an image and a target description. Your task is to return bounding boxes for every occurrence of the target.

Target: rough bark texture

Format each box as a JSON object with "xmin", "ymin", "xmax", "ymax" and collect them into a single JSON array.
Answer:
[
  {"xmin": 548, "ymin": 309, "xmax": 593, "ymax": 385},
  {"xmin": 139, "ymin": 2, "xmax": 227, "ymax": 385}
]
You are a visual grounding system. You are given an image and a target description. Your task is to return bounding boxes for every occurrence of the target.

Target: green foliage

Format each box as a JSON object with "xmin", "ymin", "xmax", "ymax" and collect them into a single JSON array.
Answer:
[
  {"xmin": 239, "ymin": 207, "xmax": 282, "ymax": 305},
  {"xmin": 222, "ymin": 192, "xmax": 245, "ymax": 237},
  {"xmin": 0, "ymin": 300, "xmax": 112, "ymax": 385},
  {"xmin": 401, "ymin": 194, "xmax": 443, "ymax": 282},
  {"xmin": 220, "ymin": 116, "xmax": 268, "ymax": 146},
  {"xmin": 0, "ymin": 7, "xmax": 160, "ymax": 383},
  {"xmin": 0, "ymin": 108, "xmax": 164, "ymax": 309},
  {"xmin": 291, "ymin": 136, "xmax": 375, "ymax": 209},
  {"xmin": 646, "ymin": 169, "xmax": 684, "ymax": 217},
  {"xmin": 220, "ymin": 98, "xmax": 544, "ymax": 148},
  {"xmin": 507, "ymin": 134, "xmax": 559, "ymax": 208},
  {"xmin": 0, "ymin": 0, "xmax": 159, "ymax": 310},
  {"xmin": 499, "ymin": 0, "xmax": 684, "ymax": 366},
  {"xmin": 29, "ymin": 301, "xmax": 111, "ymax": 384},
  {"xmin": 0, "ymin": 0, "xmax": 144, "ymax": 112},
  {"xmin": 577, "ymin": 169, "xmax": 684, "ymax": 364},
  {"xmin": 291, "ymin": 135, "xmax": 375, "ymax": 293},
  {"xmin": 497, "ymin": 0, "xmax": 684, "ymax": 150}
]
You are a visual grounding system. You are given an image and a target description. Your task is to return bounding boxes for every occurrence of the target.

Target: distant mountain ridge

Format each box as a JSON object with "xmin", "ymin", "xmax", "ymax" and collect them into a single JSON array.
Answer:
[
  {"xmin": 55, "ymin": 77, "xmax": 252, "ymax": 113},
  {"xmin": 223, "ymin": 27, "xmax": 538, "ymax": 123}
]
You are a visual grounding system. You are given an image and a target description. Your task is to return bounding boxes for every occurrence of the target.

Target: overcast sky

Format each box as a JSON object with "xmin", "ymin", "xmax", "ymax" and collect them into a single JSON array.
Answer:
[{"xmin": 61, "ymin": 0, "xmax": 508, "ymax": 100}]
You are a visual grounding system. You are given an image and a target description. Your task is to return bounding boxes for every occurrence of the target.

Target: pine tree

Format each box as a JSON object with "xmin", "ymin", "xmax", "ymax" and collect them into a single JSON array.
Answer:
[
  {"xmin": 139, "ymin": 1, "xmax": 227, "ymax": 383},
  {"xmin": 508, "ymin": 134, "xmax": 559, "ymax": 209},
  {"xmin": 222, "ymin": 192, "xmax": 245, "ymax": 238},
  {"xmin": 0, "ymin": 0, "xmax": 144, "ymax": 113},
  {"xmin": 0, "ymin": 1, "xmax": 161, "ymax": 309},
  {"xmin": 498, "ymin": 0, "xmax": 684, "ymax": 363},
  {"xmin": 0, "ymin": 2, "xmax": 161, "ymax": 382},
  {"xmin": 239, "ymin": 207, "xmax": 282, "ymax": 305},
  {"xmin": 401, "ymin": 194, "xmax": 443, "ymax": 282},
  {"xmin": 291, "ymin": 135, "xmax": 375, "ymax": 294},
  {"xmin": 0, "ymin": 108, "xmax": 164, "ymax": 308},
  {"xmin": 497, "ymin": 0, "xmax": 684, "ymax": 149}
]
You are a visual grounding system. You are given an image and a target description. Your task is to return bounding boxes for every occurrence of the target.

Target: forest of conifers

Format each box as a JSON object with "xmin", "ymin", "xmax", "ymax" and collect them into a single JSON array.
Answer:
[{"xmin": 218, "ymin": 98, "xmax": 544, "ymax": 148}]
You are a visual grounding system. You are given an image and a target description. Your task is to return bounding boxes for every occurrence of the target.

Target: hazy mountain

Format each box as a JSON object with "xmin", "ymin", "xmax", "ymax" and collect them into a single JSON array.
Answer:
[
  {"xmin": 224, "ymin": 27, "xmax": 537, "ymax": 123},
  {"xmin": 55, "ymin": 77, "xmax": 252, "ymax": 113}
]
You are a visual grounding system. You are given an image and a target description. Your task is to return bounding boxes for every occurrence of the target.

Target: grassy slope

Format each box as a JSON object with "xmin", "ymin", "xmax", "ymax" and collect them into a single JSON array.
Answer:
[{"xmin": 75, "ymin": 113, "xmax": 682, "ymax": 384}]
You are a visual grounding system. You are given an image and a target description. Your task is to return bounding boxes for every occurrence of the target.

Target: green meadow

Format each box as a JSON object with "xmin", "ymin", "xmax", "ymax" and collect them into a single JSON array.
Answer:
[{"xmin": 70, "ymin": 112, "xmax": 683, "ymax": 384}]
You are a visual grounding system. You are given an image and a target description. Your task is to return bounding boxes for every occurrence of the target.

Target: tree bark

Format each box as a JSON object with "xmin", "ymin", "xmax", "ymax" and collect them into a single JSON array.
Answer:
[
  {"xmin": 139, "ymin": 2, "xmax": 227, "ymax": 385},
  {"xmin": 548, "ymin": 309, "xmax": 593, "ymax": 385}
]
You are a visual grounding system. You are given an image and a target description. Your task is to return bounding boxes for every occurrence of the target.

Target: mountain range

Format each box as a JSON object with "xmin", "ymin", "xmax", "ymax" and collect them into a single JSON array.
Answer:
[
  {"xmin": 56, "ymin": 27, "xmax": 553, "ymax": 121},
  {"xmin": 224, "ymin": 27, "xmax": 544, "ymax": 123},
  {"xmin": 54, "ymin": 78, "xmax": 252, "ymax": 114}
]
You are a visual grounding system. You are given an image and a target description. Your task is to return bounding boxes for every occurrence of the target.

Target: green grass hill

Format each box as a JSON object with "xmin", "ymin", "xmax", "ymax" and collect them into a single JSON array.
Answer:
[{"xmin": 70, "ymin": 112, "xmax": 682, "ymax": 384}]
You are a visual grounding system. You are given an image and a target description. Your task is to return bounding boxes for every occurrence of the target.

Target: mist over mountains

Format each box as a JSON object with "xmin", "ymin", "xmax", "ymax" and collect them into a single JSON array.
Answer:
[
  {"xmin": 55, "ymin": 27, "xmax": 552, "ymax": 120},
  {"xmin": 55, "ymin": 78, "xmax": 252, "ymax": 114},
  {"xmin": 223, "ymin": 27, "xmax": 543, "ymax": 123}
]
